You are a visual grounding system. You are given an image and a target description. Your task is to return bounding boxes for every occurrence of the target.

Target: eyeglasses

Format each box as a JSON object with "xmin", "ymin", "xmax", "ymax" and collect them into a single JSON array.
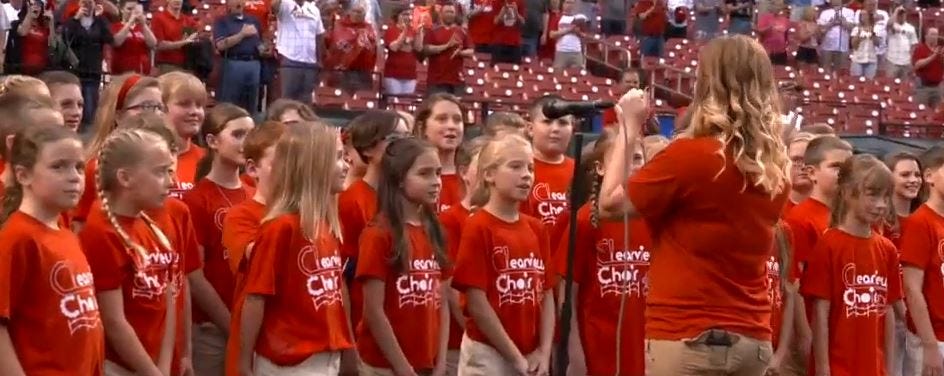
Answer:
[{"xmin": 125, "ymin": 102, "xmax": 166, "ymax": 113}]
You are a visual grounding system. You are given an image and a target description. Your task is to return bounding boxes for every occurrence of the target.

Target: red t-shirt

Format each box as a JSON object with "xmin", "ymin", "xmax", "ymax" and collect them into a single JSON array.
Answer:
[
  {"xmin": 356, "ymin": 223, "xmax": 448, "ymax": 370},
  {"xmin": 151, "ymin": 10, "xmax": 197, "ymax": 65},
  {"xmin": 20, "ymin": 21, "xmax": 51, "ymax": 75},
  {"xmin": 491, "ymin": 0, "xmax": 524, "ymax": 46},
  {"xmin": 800, "ymin": 229, "xmax": 902, "ymax": 376},
  {"xmin": 784, "ymin": 198, "xmax": 831, "ymax": 269},
  {"xmin": 913, "ymin": 43, "xmax": 944, "ymax": 86},
  {"xmin": 79, "ymin": 208, "xmax": 182, "ymax": 370},
  {"xmin": 468, "ymin": 0, "xmax": 496, "ymax": 46},
  {"xmin": 633, "ymin": 0, "xmax": 668, "ymax": 36},
  {"xmin": 383, "ymin": 23, "xmax": 419, "ymax": 80},
  {"xmin": 561, "ymin": 204, "xmax": 652, "ymax": 376},
  {"xmin": 899, "ymin": 204, "xmax": 944, "ymax": 340},
  {"xmin": 439, "ymin": 204, "xmax": 472, "ymax": 350},
  {"xmin": 522, "ymin": 158, "xmax": 575, "ymax": 228},
  {"xmin": 338, "ymin": 179, "xmax": 378, "ymax": 332},
  {"xmin": 452, "ymin": 210, "xmax": 553, "ymax": 354},
  {"xmin": 424, "ymin": 24, "xmax": 471, "ymax": 86},
  {"xmin": 0, "ymin": 212, "xmax": 105, "ymax": 376},
  {"xmin": 222, "ymin": 198, "xmax": 266, "ymax": 376},
  {"xmin": 110, "ymin": 23, "xmax": 152, "ymax": 74},
  {"xmin": 181, "ymin": 179, "xmax": 253, "ymax": 323},
  {"xmin": 438, "ymin": 174, "xmax": 463, "ymax": 213},
  {"xmin": 627, "ymin": 137, "xmax": 788, "ymax": 341},
  {"xmin": 243, "ymin": 214, "xmax": 354, "ymax": 365},
  {"xmin": 243, "ymin": 0, "xmax": 272, "ymax": 34},
  {"xmin": 74, "ymin": 158, "xmax": 100, "ymax": 223},
  {"xmin": 172, "ymin": 145, "xmax": 206, "ymax": 198}
]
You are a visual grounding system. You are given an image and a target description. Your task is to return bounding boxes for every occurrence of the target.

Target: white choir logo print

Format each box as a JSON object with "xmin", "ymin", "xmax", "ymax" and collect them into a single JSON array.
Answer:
[
  {"xmin": 298, "ymin": 245, "xmax": 343, "ymax": 310},
  {"xmin": 395, "ymin": 258, "xmax": 442, "ymax": 308},
  {"xmin": 766, "ymin": 257, "xmax": 783, "ymax": 309},
  {"xmin": 532, "ymin": 183, "xmax": 567, "ymax": 226},
  {"xmin": 50, "ymin": 261, "xmax": 101, "ymax": 334},
  {"xmin": 493, "ymin": 246, "xmax": 545, "ymax": 307},
  {"xmin": 842, "ymin": 263, "xmax": 888, "ymax": 317},
  {"xmin": 132, "ymin": 250, "xmax": 180, "ymax": 300},
  {"xmin": 595, "ymin": 239, "xmax": 649, "ymax": 298}
]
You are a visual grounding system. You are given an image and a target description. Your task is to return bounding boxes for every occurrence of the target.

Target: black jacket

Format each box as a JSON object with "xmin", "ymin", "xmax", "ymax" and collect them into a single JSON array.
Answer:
[{"xmin": 62, "ymin": 16, "xmax": 113, "ymax": 80}]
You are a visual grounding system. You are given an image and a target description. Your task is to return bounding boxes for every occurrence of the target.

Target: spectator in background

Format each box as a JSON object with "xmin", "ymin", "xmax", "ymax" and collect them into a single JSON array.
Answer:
[
  {"xmin": 600, "ymin": 0, "xmax": 630, "ymax": 36},
  {"xmin": 272, "ymin": 0, "xmax": 325, "ymax": 104},
  {"xmin": 521, "ymin": 0, "xmax": 548, "ymax": 57},
  {"xmin": 151, "ymin": 0, "xmax": 198, "ymax": 74},
  {"xmin": 213, "ymin": 0, "xmax": 263, "ymax": 115},
  {"xmin": 850, "ymin": 11, "xmax": 879, "ymax": 78},
  {"xmin": 0, "ymin": 2, "xmax": 8, "ymax": 71},
  {"xmin": 666, "ymin": 0, "xmax": 691, "ymax": 38},
  {"xmin": 57, "ymin": 0, "xmax": 119, "ymax": 23},
  {"xmin": 63, "ymin": 0, "xmax": 113, "ymax": 133},
  {"xmin": 634, "ymin": 0, "xmax": 667, "ymax": 57},
  {"xmin": 817, "ymin": 0, "xmax": 855, "ymax": 72},
  {"xmin": 540, "ymin": 0, "xmax": 562, "ymax": 60},
  {"xmin": 491, "ymin": 0, "xmax": 524, "ymax": 64},
  {"xmin": 111, "ymin": 0, "xmax": 156, "ymax": 75},
  {"xmin": 422, "ymin": 2, "xmax": 472, "ymax": 95},
  {"xmin": 324, "ymin": 2, "xmax": 377, "ymax": 93},
  {"xmin": 856, "ymin": 0, "xmax": 887, "ymax": 71},
  {"xmin": 795, "ymin": 6, "xmax": 819, "ymax": 69},
  {"xmin": 467, "ymin": 0, "xmax": 494, "ymax": 54},
  {"xmin": 885, "ymin": 6, "xmax": 917, "ymax": 79},
  {"xmin": 550, "ymin": 0, "xmax": 586, "ymax": 69},
  {"xmin": 383, "ymin": 6, "xmax": 420, "ymax": 96},
  {"xmin": 5, "ymin": 0, "xmax": 53, "ymax": 75},
  {"xmin": 790, "ymin": 0, "xmax": 813, "ymax": 21},
  {"xmin": 693, "ymin": 0, "xmax": 722, "ymax": 40},
  {"xmin": 757, "ymin": 0, "xmax": 790, "ymax": 65},
  {"xmin": 726, "ymin": 0, "xmax": 753, "ymax": 35},
  {"xmin": 39, "ymin": 70, "xmax": 84, "ymax": 132},
  {"xmin": 912, "ymin": 27, "xmax": 943, "ymax": 108}
]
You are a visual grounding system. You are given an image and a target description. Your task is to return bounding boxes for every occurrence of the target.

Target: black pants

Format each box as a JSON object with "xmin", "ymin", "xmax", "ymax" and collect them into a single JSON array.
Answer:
[
  {"xmin": 769, "ymin": 52, "xmax": 789, "ymax": 66},
  {"xmin": 491, "ymin": 44, "xmax": 522, "ymax": 64},
  {"xmin": 601, "ymin": 19, "xmax": 627, "ymax": 35},
  {"xmin": 428, "ymin": 84, "xmax": 465, "ymax": 96}
]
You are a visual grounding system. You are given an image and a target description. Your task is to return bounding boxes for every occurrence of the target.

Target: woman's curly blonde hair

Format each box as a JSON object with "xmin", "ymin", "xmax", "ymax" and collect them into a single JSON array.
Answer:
[{"xmin": 683, "ymin": 35, "xmax": 790, "ymax": 198}]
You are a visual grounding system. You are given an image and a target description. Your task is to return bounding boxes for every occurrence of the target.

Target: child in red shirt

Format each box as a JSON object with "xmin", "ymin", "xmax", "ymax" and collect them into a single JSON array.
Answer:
[
  {"xmin": 414, "ymin": 93, "xmax": 466, "ymax": 213},
  {"xmin": 884, "ymin": 152, "xmax": 923, "ymax": 246},
  {"xmin": 158, "ymin": 72, "xmax": 209, "ymax": 197},
  {"xmin": 901, "ymin": 146, "xmax": 944, "ymax": 375},
  {"xmin": 0, "ymin": 125, "xmax": 105, "ymax": 375},
  {"xmin": 522, "ymin": 95, "xmax": 575, "ymax": 228},
  {"xmin": 356, "ymin": 137, "xmax": 450, "ymax": 375},
  {"xmin": 802, "ymin": 154, "xmax": 901, "ymax": 376},
  {"xmin": 239, "ymin": 123, "xmax": 355, "ymax": 374},
  {"xmin": 181, "ymin": 103, "xmax": 255, "ymax": 375},
  {"xmin": 452, "ymin": 135, "xmax": 555, "ymax": 374},
  {"xmin": 785, "ymin": 131, "xmax": 815, "ymax": 214},
  {"xmin": 79, "ymin": 128, "xmax": 180, "ymax": 375}
]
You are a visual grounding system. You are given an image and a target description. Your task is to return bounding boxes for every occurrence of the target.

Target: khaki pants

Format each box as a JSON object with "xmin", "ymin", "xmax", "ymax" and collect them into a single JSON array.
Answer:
[
  {"xmin": 457, "ymin": 335, "xmax": 518, "ymax": 376},
  {"xmin": 255, "ymin": 352, "xmax": 342, "ymax": 376},
  {"xmin": 104, "ymin": 360, "xmax": 135, "ymax": 376},
  {"xmin": 445, "ymin": 349, "xmax": 460, "ymax": 376},
  {"xmin": 646, "ymin": 330, "xmax": 773, "ymax": 376},
  {"xmin": 192, "ymin": 323, "xmax": 226, "ymax": 376},
  {"xmin": 156, "ymin": 63, "xmax": 186, "ymax": 76},
  {"xmin": 359, "ymin": 363, "xmax": 438, "ymax": 376}
]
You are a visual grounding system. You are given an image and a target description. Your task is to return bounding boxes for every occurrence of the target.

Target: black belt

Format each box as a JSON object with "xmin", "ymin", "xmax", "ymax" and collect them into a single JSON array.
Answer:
[{"xmin": 225, "ymin": 55, "xmax": 259, "ymax": 61}]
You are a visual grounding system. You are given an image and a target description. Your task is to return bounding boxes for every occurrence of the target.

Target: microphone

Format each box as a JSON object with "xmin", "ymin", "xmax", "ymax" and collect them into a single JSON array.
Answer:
[{"xmin": 542, "ymin": 99, "xmax": 615, "ymax": 119}]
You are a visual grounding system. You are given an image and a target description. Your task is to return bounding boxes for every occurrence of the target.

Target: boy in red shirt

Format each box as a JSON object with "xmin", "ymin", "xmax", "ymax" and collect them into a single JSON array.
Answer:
[
  {"xmin": 490, "ymin": 0, "xmax": 525, "ymax": 63},
  {"xmin": 522, "ymin": 95, "xmax": 575, "ymax": 228}
]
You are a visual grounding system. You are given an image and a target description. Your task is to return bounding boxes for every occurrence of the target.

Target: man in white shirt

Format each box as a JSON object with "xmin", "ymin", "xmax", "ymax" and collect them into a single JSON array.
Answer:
[
  {"xmin": 885, "ymin": 6, "xmax": 918, "ymax": 79},
  {"xmin": 272, "ymin": 0, "xmax": 325, "ymax": 104},
  {"xmin": 817, "ymin": 0, "xmax": 855, "ymax": 72}
]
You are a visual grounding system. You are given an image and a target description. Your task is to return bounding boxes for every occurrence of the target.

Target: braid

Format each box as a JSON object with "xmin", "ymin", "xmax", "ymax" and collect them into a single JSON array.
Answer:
[
  {"xmin": 773, "ymin": 221, "xmax": 792, "ymax": 293},
  {"xmin": 0, "ymin": 184, "xmax": 23, "ymax": 225},
  {"xmin": 589, "ymin": 174, "xmax": 602, "ymax": 228}
]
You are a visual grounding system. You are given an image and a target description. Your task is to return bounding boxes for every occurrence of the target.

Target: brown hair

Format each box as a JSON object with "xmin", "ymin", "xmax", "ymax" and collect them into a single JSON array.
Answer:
[
  {"xmin": 484, "ymin": 112, "xmax": 529, "ymax": 136},
  {"xmin": 414, "ymin": 92, "xmax": 466, "ymax": 138},
  {"xmin": 348, "ymin": 110, "xmax": 405, "ymax": 164},
  {"xmin": 0, "ymin": 92, "xmax": 58, "ymax": 160},
  {"xmin": 830, "ymin": 154, "xmax": 894, "ymax": 227},
  {"xmin": 87, "ymin": 74, "xmax": 161, "ymax": 159},
  {"xmin": 117, "ymin": 112, "xmax": 181, "ymax": 153},
  {"xmin": 38, "ymin": 71, "xmax": 81, "ymax": 88},
  {"xmin": 920, "ymin": 146, "xmax": 944, "ymax": 172},
  {"xmin": 803, "ymin": 135, "xmax": 853, "ymax": 167},
  {"xmin": 801, "ymin": 123, "xmax": 836, "ymax": 136},
  {"xmin": 195, "ymin": 103, "xmax": 252, "ymax": 181},
  {"xmin": 0, "ymin": 125, "xmax": 81, "ymax": 225},
  {"xmin": 884, "ymin": 151, "xmax": 924, "ymax": 225},
  {"xmin": 244, "ymin": 121, "xmax": 287, "ymax": 163},
  {"xmin": 581, "ymin": 128, "xmax": 618, "ymax": 228},
  {"xmin": 158, "ymin": 71, "xmax": 207, "ymax": 106},
  {"xmin": 266, "ymin": 99, "xmax": 319, "ymax": 122}
]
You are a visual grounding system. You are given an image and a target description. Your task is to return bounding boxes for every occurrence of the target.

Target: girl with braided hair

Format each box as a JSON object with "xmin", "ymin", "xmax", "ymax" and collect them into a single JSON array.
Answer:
[{"xmin": 79, "ymin": 128, "xmax": 180, "ymax": 376}]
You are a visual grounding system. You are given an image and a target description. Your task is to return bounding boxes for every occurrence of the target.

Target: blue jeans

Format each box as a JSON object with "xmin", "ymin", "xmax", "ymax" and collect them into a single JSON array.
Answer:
[
  {"xmin": 218, "ymin": 59, "xmax": 261, "ymax": 117},
  {"xmin": 851, "ymin": 62, "xmax": 877, "ymax": 79},
  {"xmin": 279, "ymin": 58, "xmax": 319, "ymax": 104},
  {"xmin": 521, "ymin": 37, "xmax": 540, "ymax": 57},
  {"xmin": 80, "ymin": 79, "xmax": 100, "ymax": 134},
  {"xmin": 729, "ymin": 17, "xmax": 753, "ymax": 35},
  {"xmin": 640, "ymin": 36, "xmax": 665, "ymax": 57}
]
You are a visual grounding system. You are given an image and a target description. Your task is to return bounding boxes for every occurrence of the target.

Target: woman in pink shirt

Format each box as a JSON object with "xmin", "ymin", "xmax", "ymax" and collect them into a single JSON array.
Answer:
[{"xmin": 758, "ymin": 0, "xmax": 791, "ymax": 65}]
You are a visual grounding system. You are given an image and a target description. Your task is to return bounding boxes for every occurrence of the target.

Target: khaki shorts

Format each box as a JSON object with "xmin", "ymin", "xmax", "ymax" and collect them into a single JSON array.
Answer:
[
  {"xmin": 192, "ymin": 323, "xmax": 226, "ymax": 376},
  {"xmin": 457, "ymin": 335, "xmax": 518, "ymax": 376},
  {"xmin": 646, "ymin": 330, "xmax": 773, "ymax": 376},
  {"xmin": 254, "ymin": 351, "xmax": 342, "ymax": 376}
]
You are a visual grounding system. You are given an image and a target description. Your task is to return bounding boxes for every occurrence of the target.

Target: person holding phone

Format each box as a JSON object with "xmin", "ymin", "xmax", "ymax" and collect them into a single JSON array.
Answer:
[
  {"xmin": 63, "ymin": 0, "xmax": 113, "ymax": 133},
  {"xmin": 5, "ymin": 0, "xmax": 54, "ymax": 75},
  {"xmin": 111, "ymin": 0, "xmax": 156, "ymax": 75}
]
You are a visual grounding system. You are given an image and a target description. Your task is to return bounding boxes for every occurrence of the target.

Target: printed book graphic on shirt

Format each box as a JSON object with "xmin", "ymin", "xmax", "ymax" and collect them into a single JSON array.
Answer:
[
  {"xmin": 842, "ymin": 263, "xmax": 888, "ymax": 318},
  {"xmin": 395, "ymin": 258, "xmax": 442, "ymax": 309},
  {"xmin": 531, "ymin": 182, "xmax": 567, "ymax": 226},
  {"xmin": 132, "ymin": 250, "xmax": 180, "ymax": 300},
  {"xmin": 50, "ymin": 261, "xmax": 101, "ymax": 334},
  {"xmin": 595, "ymin": 239, "xmax": 649, "ymax": 298},
  {"xmin": 492, "ymin": 246, "xmax": 545, "ymax": 307},
  {"xmin": 298, "ymin": 245, "xmax": 343, "ymax": 310},
  {"xmin": 766, "ymin": 256, "xmax": 782, "ymax": 309}
]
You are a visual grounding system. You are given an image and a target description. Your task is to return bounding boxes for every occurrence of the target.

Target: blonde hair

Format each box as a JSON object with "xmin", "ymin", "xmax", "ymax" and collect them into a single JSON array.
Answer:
[
  {"xmin": 470, "ymin": 135, "xmax": 533, "ymax": 208},
  {"xmin": 96, "ymin": 128, "xmax": 174, "ymax": 268},
  {"xmin": 830, "ymin": 154, "xmax": 894, "ymax": 227},
  {"xmin": 158, "ymin": 71, "xmax": 208, "ymax": 106},
  {"xmin": 264, "ymin": 122, "xmax": 342, "ymax": 241},
  {"xmin": 87, "ymin": 74, "xmax": 161, "ymax": 159},
  {"xmin": 683, "ymin": 36, "xmax": 790, "ymax": 197},
  {"xmin": 0, "ymin": 75, "xmax": 49, "ymax": 97}
]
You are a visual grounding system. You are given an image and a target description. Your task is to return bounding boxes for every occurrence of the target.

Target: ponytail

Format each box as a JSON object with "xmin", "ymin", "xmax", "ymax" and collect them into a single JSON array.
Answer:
[
  {"xmin": 0, "ymin": 184, "xmax": 22, "ymax": 225},
  {"xmin": 773, "ymin": 221, "xmax": 792, "ymax": 292}
]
